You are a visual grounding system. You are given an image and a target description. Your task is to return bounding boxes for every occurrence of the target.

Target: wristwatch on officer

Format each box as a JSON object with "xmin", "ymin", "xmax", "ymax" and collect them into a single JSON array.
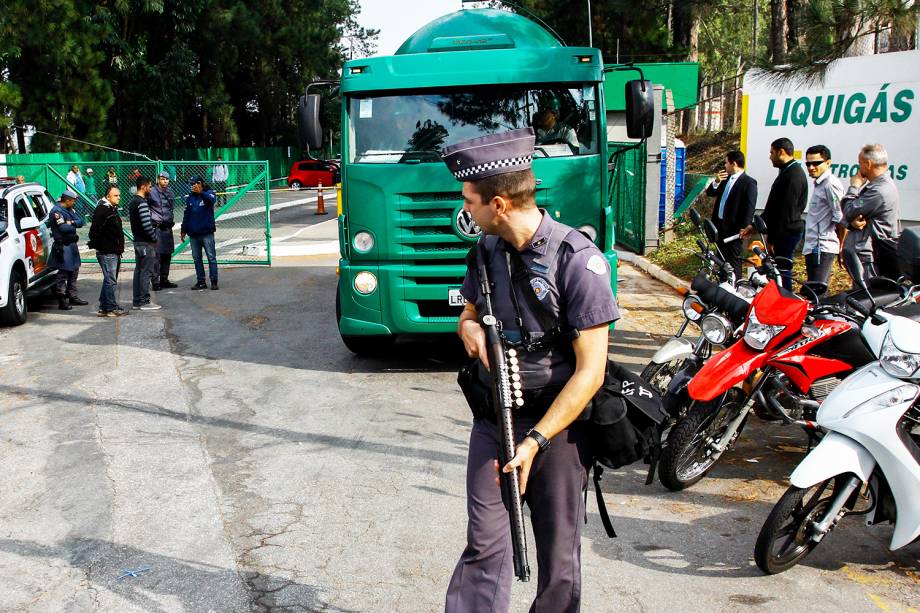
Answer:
[{"xmin": 525, "ymin": 428, "xmax": 550, "ymax": 453}]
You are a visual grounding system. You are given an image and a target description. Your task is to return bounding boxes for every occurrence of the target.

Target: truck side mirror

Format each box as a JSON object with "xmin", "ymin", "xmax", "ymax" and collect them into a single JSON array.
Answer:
[
  {"xmin": 298, "ymin": 94, "xmax": 323, "ymax": 151},
  {"xmin": 624, "ymin": 80, "xmax": 654, "ymax": 139}
]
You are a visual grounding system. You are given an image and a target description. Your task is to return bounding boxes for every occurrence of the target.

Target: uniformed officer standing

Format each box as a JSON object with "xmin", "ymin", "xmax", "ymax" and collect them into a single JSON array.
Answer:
[
  {"xmin": 47, "ymin": 189, "xmax": 89, "ymax": 310},
  {"xmin": 443, "ymin": 128, "xmax": 619, "ymax": 612},
  {"xmin": 149, "ymin": 171, "xmax": 178, "ymax": 290}
]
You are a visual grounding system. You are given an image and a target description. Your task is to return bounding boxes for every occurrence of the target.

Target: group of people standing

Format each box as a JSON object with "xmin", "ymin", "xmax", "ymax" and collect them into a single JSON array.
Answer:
[
  {"xmin": 47, "ymin": 173, "xmax": 221, "ymax": 317},
  {"xmin": 707, "ymin": 139, "xmax": 900, "ymax": 291}
]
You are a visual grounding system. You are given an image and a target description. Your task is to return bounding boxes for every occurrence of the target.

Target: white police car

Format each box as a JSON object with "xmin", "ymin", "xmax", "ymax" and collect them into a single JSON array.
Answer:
[{"xmin": 0, "ymin": 178, "xmax": 58, "ymax": 325}]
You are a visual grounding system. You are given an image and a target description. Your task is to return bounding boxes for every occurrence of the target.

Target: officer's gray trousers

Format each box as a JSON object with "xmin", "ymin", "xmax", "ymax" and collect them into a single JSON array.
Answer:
[
  {"xmin": 445, "ymin": 417, "xmax": 591, "ymax": 613},
  {"xmin": 55, "ymin": 268, "xmax": 79, "ymax": 298}
]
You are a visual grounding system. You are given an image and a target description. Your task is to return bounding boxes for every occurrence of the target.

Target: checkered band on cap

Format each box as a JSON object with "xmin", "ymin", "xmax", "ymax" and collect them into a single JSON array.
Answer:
[
  {"xmin": 453, "ymin": 155, "xmax": 533, "ymax": 180},
  {"xmin": 441, "ymin": 127, "xmax": 535, "ymax": 182}
]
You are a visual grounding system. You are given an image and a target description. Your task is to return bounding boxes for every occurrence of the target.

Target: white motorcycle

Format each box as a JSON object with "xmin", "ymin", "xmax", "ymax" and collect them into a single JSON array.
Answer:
[{"xmin": 754, "ymin": 251, "xmax": 920, "ymax": 574}]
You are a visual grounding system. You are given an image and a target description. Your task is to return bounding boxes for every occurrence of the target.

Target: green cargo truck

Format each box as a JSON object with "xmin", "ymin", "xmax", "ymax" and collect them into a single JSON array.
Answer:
[{"xmin": 301, "ymin": 8, "xmax": 651, "ymax": 354}]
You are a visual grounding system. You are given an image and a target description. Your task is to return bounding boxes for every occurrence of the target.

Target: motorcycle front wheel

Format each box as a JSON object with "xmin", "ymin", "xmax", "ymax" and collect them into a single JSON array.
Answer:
[
  {"xmin": 658, "ymin": 389, "xmax": 745, "ymax": 491},
  {"xmin": 754, "ymin": 479, "xmax": 837, "ymax": 574},
  {"xmin": 640, "ymin": 357, "xmax": 688, "ymax": 394}
]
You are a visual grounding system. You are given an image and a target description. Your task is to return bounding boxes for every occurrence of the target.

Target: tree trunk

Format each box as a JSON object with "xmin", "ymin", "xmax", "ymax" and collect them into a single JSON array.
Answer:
[
  {"xmin": 785, "ymin": 0, "xmax": 801, "ymax": 52},
  {"xmin": 769, "ymin": 0, "xmax": 787, "ymax": 64},
  {"xmin": 672, "ymin": 1, "xmax": 699, "ymax": 60}
]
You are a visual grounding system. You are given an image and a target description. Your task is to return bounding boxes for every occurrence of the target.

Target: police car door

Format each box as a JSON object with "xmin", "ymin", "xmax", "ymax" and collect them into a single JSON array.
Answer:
[
  {"xmin": 11, "ymin": 192, "xmax": 44, "ymax": 284},
  {"xmin": 27, "ymin": 189, "xmax": 55, "ymax": 279}
]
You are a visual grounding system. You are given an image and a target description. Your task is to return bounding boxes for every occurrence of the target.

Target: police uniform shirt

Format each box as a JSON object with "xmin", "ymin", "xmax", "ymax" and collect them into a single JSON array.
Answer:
[{"xmin": 460, "ymin": 211, "xmax": 619, "ymax": 389}]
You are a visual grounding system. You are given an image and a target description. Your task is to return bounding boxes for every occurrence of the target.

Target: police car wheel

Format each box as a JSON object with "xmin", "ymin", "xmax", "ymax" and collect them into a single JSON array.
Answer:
[{"xmin": 1, "ymin": 271, "xmax": 27, "ymax": 326}]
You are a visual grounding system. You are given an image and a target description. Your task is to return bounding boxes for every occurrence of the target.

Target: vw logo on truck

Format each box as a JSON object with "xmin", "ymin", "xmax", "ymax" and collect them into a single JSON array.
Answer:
[{"xmin": 456, "ymin": 209, "xmax": 481, "ymax": 239}]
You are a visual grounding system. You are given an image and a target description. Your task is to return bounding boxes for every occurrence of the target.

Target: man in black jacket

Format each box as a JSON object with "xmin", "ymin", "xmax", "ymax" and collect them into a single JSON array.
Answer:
[
  {"xmin": 750, "ymin": 137, "xmax": 808, "ymax": 290},
  {"xmin": 128, "ymin": 177, "xmax": 162, "ymax": 311},
  {"xmin": 89, "ymin": 186, "xmax": 127, "ymax": 317},
  {"xmin": 706, "ymin": 150, "xmax": 757, "ymax": 279}
]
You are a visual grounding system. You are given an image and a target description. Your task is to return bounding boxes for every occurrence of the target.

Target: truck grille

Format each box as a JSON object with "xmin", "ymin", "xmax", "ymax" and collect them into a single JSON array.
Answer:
[
  {"xmin": 395, "ymin": 192, "xmax": 471, "ymax": 322},
  {"xmin": 394, "ymin": 193, "xmax": 470, "ymax": 263}
]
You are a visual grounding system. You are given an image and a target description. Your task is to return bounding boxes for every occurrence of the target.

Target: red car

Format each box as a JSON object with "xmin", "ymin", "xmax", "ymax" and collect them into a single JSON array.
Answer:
[{"xmin": 287, "ymin": 160, "xmax": 339, "ymax": 189}]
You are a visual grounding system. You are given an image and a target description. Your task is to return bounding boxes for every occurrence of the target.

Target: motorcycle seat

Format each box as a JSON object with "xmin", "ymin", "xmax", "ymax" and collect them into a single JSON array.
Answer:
[{"xmin": 825, "ymin": 287, "xmax": 904, "ymax": 312}]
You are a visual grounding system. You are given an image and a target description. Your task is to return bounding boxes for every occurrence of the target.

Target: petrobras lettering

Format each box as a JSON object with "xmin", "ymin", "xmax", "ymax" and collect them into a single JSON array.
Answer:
[{"xmin": 742, "ymin": 50, "xmax": 920, "ymax": 221}]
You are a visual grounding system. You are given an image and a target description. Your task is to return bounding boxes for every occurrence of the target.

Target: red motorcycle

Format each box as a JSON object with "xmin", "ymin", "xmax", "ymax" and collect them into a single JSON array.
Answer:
[{"xmin": 657, "ymin": 247, "xmax": 878, "ymax": 491}]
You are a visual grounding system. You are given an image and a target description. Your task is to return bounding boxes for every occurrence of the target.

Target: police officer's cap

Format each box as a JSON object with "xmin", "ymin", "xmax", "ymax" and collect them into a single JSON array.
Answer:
[
  {"xmin": 441, "ymin": 127, "xmax": 535, "ymax": 182},
  {"xmin": 189, "ymin": 175, "xmax": 204, "ymax": 185},
  {"xmin": 60, "ymin": 189, "xmax": 78, "ymax": 200}
]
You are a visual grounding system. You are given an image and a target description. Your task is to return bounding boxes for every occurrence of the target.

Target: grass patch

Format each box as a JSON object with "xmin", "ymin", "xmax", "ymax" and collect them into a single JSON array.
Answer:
[{"xmin": 646, "ymin": 218, "xmax": 854, "ymax": 294}]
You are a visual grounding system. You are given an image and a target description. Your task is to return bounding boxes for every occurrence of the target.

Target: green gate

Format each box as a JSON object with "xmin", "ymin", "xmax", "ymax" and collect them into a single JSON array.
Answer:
[
  {"xmin": 607, "ymin": 141, "xmax": 647, "ymax": 254},
  {"xmin": 3, "ymin": 161, "xmax": 271, "ymax": 265}
]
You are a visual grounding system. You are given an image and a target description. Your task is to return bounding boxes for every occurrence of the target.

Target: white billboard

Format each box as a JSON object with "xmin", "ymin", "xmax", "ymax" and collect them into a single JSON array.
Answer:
[{"xmin": 742, "ymin": 50, "xmax": 919, "ymax": 221}]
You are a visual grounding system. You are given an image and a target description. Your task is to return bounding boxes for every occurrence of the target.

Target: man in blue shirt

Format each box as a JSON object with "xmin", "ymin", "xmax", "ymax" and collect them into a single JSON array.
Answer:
[{"xmin": 180, "ymin": 176, "xmax": 219, "ymax": 290}]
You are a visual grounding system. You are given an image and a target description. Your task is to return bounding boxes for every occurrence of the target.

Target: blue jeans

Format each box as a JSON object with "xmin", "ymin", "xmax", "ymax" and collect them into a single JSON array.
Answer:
[
  {"xmin": 771, "ymin": 232, "xmax": 803, "ymax": 291},
  {"xmin": 97, "ymin": 253, "xmax": 121, "ymax": 312},
  {"xmin": 190, "ymin": 233, "xmax": 218, "ymax": 284}
]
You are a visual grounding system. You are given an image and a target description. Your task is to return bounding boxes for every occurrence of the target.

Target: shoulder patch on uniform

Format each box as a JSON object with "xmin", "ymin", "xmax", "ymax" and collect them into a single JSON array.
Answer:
[
  {"xmin": 586, "ymin": 254, "xmax": 607, "ymax": 275},
  {"xmin": 530, "ymin": 277, "xmax": 550, "ymax": 300}
]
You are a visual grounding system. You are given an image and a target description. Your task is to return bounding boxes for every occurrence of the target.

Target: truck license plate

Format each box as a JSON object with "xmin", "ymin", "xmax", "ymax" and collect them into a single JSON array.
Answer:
[{"xmin": 448, "ymin": 289, "xmax": 466, "ymax": 306}]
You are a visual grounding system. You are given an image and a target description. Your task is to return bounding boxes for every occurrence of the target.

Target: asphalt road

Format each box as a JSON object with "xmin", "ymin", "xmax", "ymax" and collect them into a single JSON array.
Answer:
[{"xmin": 0, "ymin": 259, "xmax": 917, "ymax": 612}]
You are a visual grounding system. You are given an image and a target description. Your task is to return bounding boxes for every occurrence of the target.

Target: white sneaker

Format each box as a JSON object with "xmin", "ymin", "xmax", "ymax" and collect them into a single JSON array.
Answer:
[{"xmin": 139, "ymin": 303, "xmax": 162, "ymax": 311}]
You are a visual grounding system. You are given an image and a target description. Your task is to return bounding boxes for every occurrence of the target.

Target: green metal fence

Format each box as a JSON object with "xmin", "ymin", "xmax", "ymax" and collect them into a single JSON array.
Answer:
[
  {"xmin": 2, "ymin": 161, "xmax": 271, "ymax": 265},
  {"xmin": 608, "ymin": 141, "xmax": 648, "ymax": 254}
]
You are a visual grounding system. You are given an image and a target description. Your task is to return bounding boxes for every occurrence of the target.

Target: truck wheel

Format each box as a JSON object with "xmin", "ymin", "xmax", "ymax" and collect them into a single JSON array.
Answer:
[
  {"xmin": 335, "ymin": 285, "xmax": 396, "ymax": 356},
  {"xmin": 754, "ymin": 479, "xmax": 836, "ymax": 574},
  {"xmin": 1, "ymin": 271, "xmax": 28, "ymax": 326}
]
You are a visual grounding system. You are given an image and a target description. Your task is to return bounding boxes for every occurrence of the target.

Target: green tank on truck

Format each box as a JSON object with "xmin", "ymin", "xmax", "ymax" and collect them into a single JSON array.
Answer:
[{"xmin": 306, "ymin": 8, "xmax": 652, "ymax": 355}]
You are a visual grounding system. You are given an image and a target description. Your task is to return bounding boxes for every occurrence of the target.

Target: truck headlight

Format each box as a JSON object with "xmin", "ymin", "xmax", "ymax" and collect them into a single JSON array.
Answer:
[
  {"xmin": 354, "ymin": 271, "xmax": 378, "ymax": 295},
  {"xmin": 353, "ymin": 231, "xmax": 374, "ymax": 253},
  {"xmin": 701, "ymin": 313, "xmax": 730, "ymax": 345}
]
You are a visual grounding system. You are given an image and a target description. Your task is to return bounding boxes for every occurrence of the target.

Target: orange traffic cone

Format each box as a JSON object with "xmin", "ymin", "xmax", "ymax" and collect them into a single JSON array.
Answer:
[{"xmin": 315, "ymin": 183, "xmax": 327, "ymax": 215}]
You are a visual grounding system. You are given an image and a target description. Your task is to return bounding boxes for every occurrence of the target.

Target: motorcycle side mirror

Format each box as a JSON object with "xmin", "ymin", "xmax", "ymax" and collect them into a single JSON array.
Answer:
[
  {"xmin": 703, "ymin": 219, "xmax": 719, "ymax": 244},
  {"xmin": 753, "ymin": 214, "xmax": 768, "ymax": 235},
  {"xmin": 688, "ymin": 207, "xmax": 702, "ymax": 228}
]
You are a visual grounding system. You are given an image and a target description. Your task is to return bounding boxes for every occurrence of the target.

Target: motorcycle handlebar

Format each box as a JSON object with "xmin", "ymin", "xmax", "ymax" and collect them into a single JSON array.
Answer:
[
  {"xmin": 691, "ymin": 274, "xmax": 750, "ymax": 325},
  {"xmin": 845, "ymin": 295, "xmax": 872, "ymax": 318}
]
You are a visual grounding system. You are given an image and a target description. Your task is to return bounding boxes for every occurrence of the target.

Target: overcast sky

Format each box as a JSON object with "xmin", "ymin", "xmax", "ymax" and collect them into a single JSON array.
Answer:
[{"xmin": 357, "ymin": 0, "xmax": 465, "ymax": 56}]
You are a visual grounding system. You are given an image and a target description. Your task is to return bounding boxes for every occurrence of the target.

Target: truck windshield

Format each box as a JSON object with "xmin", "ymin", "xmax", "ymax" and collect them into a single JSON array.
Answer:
[{"xmin": 348, "ymin": 84, "xmax": 598, "ymax": 164}]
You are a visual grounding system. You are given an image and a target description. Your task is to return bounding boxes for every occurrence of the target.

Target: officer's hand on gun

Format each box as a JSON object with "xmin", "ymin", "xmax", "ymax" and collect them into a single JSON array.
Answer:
[
  {"xmin": 459, "ymin": 318, "xmax": 490, "ymax": 370},
  {"xmin": 496, "ymin": 438, "xmax": 539, "ymax": 495}
]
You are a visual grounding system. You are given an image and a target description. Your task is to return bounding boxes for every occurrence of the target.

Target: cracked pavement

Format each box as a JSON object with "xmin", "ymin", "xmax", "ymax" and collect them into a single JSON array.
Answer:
[{"xmin": 0, "ymin": 257, "xmax": 917, "ymax": 612}]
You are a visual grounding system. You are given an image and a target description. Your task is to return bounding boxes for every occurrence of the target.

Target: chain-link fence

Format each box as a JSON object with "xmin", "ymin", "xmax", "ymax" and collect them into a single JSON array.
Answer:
[{"xmin": 1, "ymin": 160, "xmax": 271, "ymax": 265}]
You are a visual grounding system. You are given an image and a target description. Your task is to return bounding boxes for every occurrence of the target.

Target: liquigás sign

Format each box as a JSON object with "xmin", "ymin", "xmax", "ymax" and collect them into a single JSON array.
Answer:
[{"xmin": 742, "ymin": 50, "xmax": 920, "ymax": 220}]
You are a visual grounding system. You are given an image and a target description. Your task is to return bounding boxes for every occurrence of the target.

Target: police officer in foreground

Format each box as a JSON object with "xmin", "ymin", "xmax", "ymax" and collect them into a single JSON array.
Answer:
[
  {"xmin": 443, "ymin": 128, "xmax": 619, "ymax": 612},
  {"xmin": 149, "ymin": 170, "xmax": 178, "ymax": 290},
  {"xmin": 47, "ymin": 189, "xmax": 88, "ymax": 310}
]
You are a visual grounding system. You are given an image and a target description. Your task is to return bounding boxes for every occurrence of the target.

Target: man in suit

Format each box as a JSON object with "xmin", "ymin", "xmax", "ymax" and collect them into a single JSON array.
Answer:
[{"xmin": 705, "ymin": 150, "xmax": 757, "ymax": 279}]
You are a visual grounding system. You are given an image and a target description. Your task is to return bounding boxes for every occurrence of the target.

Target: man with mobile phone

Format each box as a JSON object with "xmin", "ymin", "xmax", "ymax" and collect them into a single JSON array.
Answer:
[
  {"xmin": 840, "ymin": 143, "xmax": 900, "ymax": 280},
  {"xmin": 705, "ymin": 150, "xmax": 757, "ymax": 279}
]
